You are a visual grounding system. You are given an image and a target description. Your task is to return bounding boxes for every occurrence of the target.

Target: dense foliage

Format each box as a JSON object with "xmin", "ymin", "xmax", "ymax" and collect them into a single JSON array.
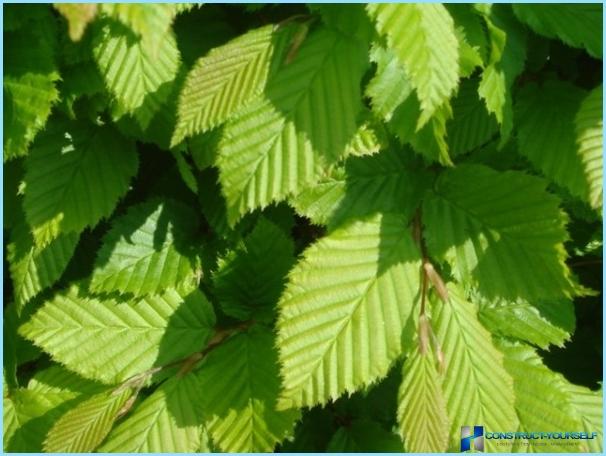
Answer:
[{"xmin": 3, "ymin": 3, "xmax": 603, "ymax": 453}]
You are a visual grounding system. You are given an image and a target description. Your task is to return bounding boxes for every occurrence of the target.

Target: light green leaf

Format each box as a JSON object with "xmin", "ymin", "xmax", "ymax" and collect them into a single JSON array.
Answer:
[
  {"xmin": 516, "ymin": 81, "xmax": 593, "ymax": 207},
  {"xmin": 575, "ymin": 84, "xmax": 603, "ymax": 210},
  {"xmin": 277, "ymin": 213, "xmax": 421, "ymax": 409},
  {"xmin": 447, "ymin": 4, "xmax": 487, "ymax": 77},
  {"xmin": 93, "ymin": 20, "xmax": 180, "ymax": 128},
  {"xmin": 44, "ymin": 388, "xmax": 132, "ymax": 452},
  {"xmin": 326, "ymin": 419, "xmax": 403, "ymax": 452},
  {"xmin": 54, "ymin": 3, "xmax": 98, "ymax": 41},
  {"xmin": 90, "ymin": 200, "xmax": 200, "ymax": 297},
  {"xmin": 398, "ymin": 349, "xmax": 448, "ymax": 452},
  {"xmin": 478, "ymin": 294, "xmax": 575, "ymax": 349},
  {"xmin": 23, "ymin": 120, "xmax": 138, "ymax": 247},
  {"xmin": 368, "ymin": 3, "xmax": 459, "ymax": 128},
  {"xmin": 513, "ymin": 4, "xmax": 602, "ymax": 58},
  {"xmin": 196, "ymin": 326, "xmax": 299, "ymax": 452},
  {"xmin": 213, "ymin": 218, "xmax": 294, "ymax": 322},
  {"xmin": 19, "ymin": 287, "xmax": 215, "ymax": 384},
  {"xmin": 433, "ymin": 285, "xmax": 518, "ymax": 451},
  {"xmin": 563, "ymin": 382, "xmax": 603, "ymax": 453},
  {"xmin": 477, "ymin": 5, "xmax": 527, "ymax": 144},
  {"xmin": 217, "ymin": 27, "xmax": 368, "ymax": 225},
  {"xmin": 499, "ymin": 341, "xmax": 591, "ymax": 452},
  {"xmin": 172, "ymin": 24, "xmax": 291, "ymax": 145},
  {"xmin": 423, "ymin": 164, "xmax": 575, "ymax": 301},
  {"xmin": 100, "ymin": 374, "xmax": 205, "ymax": 452},
  {"xmin": 290, "ymin": 147, "xmax": 430, "ymax": 227},
  {"xmin": 8, "ymin": 224, "xmax": 79, "ymax": 313},
  {"xmin": 4, "ymin": 21, "xmax": 60, "ymax": 161}
]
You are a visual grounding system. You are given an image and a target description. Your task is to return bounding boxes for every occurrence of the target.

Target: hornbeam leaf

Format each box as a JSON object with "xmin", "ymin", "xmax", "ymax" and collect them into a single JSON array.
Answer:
[
  {"xmin": 563, "ymin": 382, "xmax": 603, "ymax": 453},
  {"xmin": 100, "ymin": 374, "xmax": 205, "ymax": 452},
  {"xmin": 433, "ymin": 285, "xmax": 518, "ymax": 451},
  {"xmin": 513, "ymin": 4, "xmax": 602, "ymax": 58},
  {"xmin": 44, "ymin": 388, "xmax": 132, "ymax": 453},
  {"xmin": 367, "ymin": 3, "xmax": 459, "ymax": 128},
  {"xmin": 172, "ymin": 24, "xmax": 292, "ymax": 145},
  {"xmin": 8, "ymin": 224, "xmax": 79, "ymax": 313},
  {"xmin": 575, "ymin": 84, "xmax": 603, "ymax": 210},
  {"xmin": 23, "ymin": 119, "xmax": 138, "ymax": 247},
  {"xmin": 196, "ymin": 326, "xmax": 299, "ymax": 452},
  {"xmin": 217, "ymin": 27, "xmax": 368, "ymax": 225},
  {"xmin": 90, "ymin": 200, "xmax": 200, "ymax": 297},
  {"xmin": 93, "ymin": 19, "xmax": 180, "ymax": 128},
  {"xmin": 54, "ymin": 3, "xmax": 98, "ymax": 41},
  {"xmin": 423, "ymin": 164, "xmax": 575, "ymax": 301},
  {"xmin": 277, "ymin": 212, "xmax": 421, "ymax": 408},
  {"xmin": 398, "ymin": 349, "xmax": 449, "ymax": 452},
  {"xmin": 19, "ymin": 287, "xmax": 215, "ymax": 384}
]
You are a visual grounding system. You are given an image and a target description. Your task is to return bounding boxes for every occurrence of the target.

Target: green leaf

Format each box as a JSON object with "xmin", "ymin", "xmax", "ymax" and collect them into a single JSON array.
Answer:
[
  {"xmin": 477, "ymin": 5, "xmax": 527, "ymax": 144},
  {"xmin": 93, "ymin": 19, "xmax": 181, "ymax": 128},
  {"xmin": 516, "ymin": 81, "xmax": 594, "ymax": 208},
  {"xmin": 478, "ymin": 294, "xmax": 575, "ymax": 349},
  {"xmin": 213, "ymin": 218, "xmax": 294, "ymax": 322},
  {"xmin": 423, "ymin": 164, "xmax": 575, "ymax": 302},
  {"xmin": 172, "ymin": 24, "xmax": 291, "ymax": 145},
  {"xmin": 44, "ymin": 388, "xmax": 132, "ymax": 452},
  {"xmin": 367, "ymin": 4, "xmax": 459, "ymax": 128},
  {"xmin": 575, "ymin": 84, "xmax": 603, "ymax": 210},
  {"xmin": 90, "ymin": 200, "xmax": 200, "ymax": 297},
  {"xmin": 23, "ymin": 119, "xmax": 138, "ymax": 246},
  {"xmin": 563, "ymin": 382, "xmax": 603, "ymax": 453},
  {"xmin": 277, "ymin": 213, "xmax": 421, "ymax": 408},
  {"xmin": 498, "ymin": 341, "xmax": 593, "ymax": 452},
  {"xmin": 290, "ymin": 147, "xmax": 430, "ymax": 227},
  {"xmin": 54, "ymin": 3, "xmax": 98, "ymax": 41},
  {"xmin": 217, "ymin": 27, "xmax": 368, "ymax": 225},
  {"xmin": 433, "ymin": 285, "xmax": 518, "ymax": 451},
  {"xmin": 8, "ymin": 223, "xmax": 79, "ymax": 313},
  {"xmin": 398, "ymin": 349, "xmax": 448, "ymax": 452},
  {"xmin": 446, "ymin": 5, "xmax": 488, "ymax": 77},
  {"xmin": 4, "ymin": 19, "xmax": 60, "ymax": 160},
  {"xmin": 326, "ymin": 419, "xmax": 403, "ymax": 452},
  {"xmin": 100, "ymin": 374, "xmax": 204, "ymax": 452},
  {"xmin": 196, "ymin": 326, "xmax": 299, "ymax": 452},
  {"xmin": 19, "ymin": 287, "xmax": 215, "ymax": 384},
  {"xmin": 513, "ymin": 4, "xmax": 602, "ymax": 58}
]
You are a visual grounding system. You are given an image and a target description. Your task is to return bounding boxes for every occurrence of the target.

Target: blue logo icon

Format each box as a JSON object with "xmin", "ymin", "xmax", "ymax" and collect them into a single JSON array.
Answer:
[{"xmin": 461, "ymin": 426, "xmax": 484, "ymax": 452}]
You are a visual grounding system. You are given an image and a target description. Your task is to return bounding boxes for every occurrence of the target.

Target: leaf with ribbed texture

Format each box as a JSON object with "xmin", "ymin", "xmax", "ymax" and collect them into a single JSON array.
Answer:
[
  {"xmin": 277, "ymin": 213, "xmax": 421, "ymax": 409},
  {"xmin": 54, "ymin": 4, "xmax": 98, "ymax": 41},
  {"xmin": 172, "ymin": 25, "xmax": 291, "ymax": 145},
  {"xmin": 479, "ymin": 295, "xmax": 574, "ymax": 350},
  {"xmin": 196, "ymin": 326, "xmax": 299, "ymax": 452},
  {"xmin": 326, "ymin": 419, "xmax": 403, "ymax": 452},
  {"xmin": 447, "ymin": 78, "xmax": 497, "ymax": 156},
  {"xmin": 513, "ymin": 4, "xmax": 602, "ymax": 58},
  {"xmin": 19, "ymin": 287, "xmax": 215, "ymax": 384},
  {"xmin": 100, "ymin": 374, "xmax": 204, "ymax": 452},
  {"xmin": 8, "ymin": 224, "xmax": 79, "ymax": 313},
  {"xmin": 398, "ymin": 349, "xmax": 448, "ymax": 452},
  {"xmin": 213, "ymin": 218, "xmax": 294, "ymax": 322},
  {"xmin": 499, "ymin": 341, "xmax": 590, "ymax": 452},
  {"xmin": 93, "ymin": 20, "xmax": 180, "ymax": 128},
  {"xmin": 433, "ymin": 285, "xmax": 518, "ymax": 452},
  {"xmin": 575, "ymin": 84, "xmax": 603, "ymax": 210},
  {"xmin": 4, "ymin": 18, "xmax": 59, "ymax": 161},
  {"xmin": 563, "ymin": 382, "xmax": 603, "ymax": 453},
  {"xmin": 516, "ymin": 81, "xmax": 593, "ymax": 207},
  {"xmin": 290, "ymin": 148, "xmax": 430, "ymax": 227},
  {"xmin": 23, "ymin": 120, "xmax": 138, "ymax": 247},
  {"xmin": 217, "ymin": 27, "xmax": 368, "ymax": 225},
  {"xmin": 447, "ymin": 5, "xmax": 487, "ymax": 77},
  {"xmin": 477, "ymin": 5, "xmax": 526, "ymax": 144},
  {"xmin": 367, "ymin": 4, "xmax": 459, "ymax": 128},
  {"xmin": 4, "ymin": 365, "xmax": 103, "ymax": 452},
  {"xmin": 90, "ymin": 200, "xmax": 200, "ymax": 297},
  {"xmin": 423, "ymin": 164, "xmax": 575, "ymax": 302},
  {"xmin": 44, "ymin": 388, "xmax": 132, "ymax": 452}
]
